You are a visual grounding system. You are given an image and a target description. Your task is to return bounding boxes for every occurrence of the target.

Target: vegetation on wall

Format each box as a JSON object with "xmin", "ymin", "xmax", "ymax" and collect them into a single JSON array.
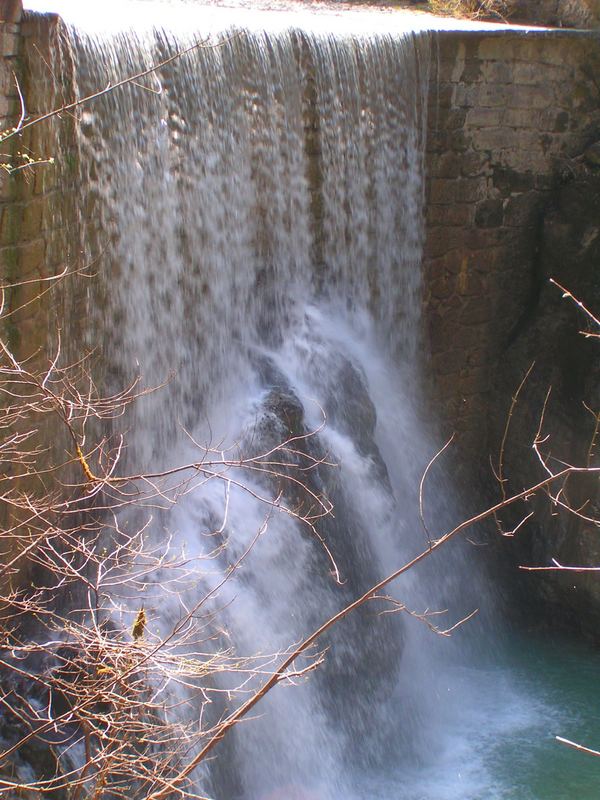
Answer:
[{"xmin": 427, "ymin": 0, "xmax": 515, "ymax": 20}]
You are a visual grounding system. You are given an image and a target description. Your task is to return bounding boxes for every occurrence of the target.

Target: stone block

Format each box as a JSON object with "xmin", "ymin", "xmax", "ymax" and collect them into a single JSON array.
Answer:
[
  {"xmin": 429, "ymin": 178, "xmax": 457, "ymax": 205},
  {"xmin": 510, "ymin": 84, "xmax": 555, "ymax": 110},
  {"xmin": 435, "ymin": 381, "xmax": 461, "ymax": 413},
  {"xmin": 45, "ymin": 234, "xmax": 66, "ymax": 269},
  {"xmin": 458, "ymin": 177, "xmax": 487, "ymax": 203},
  {"xmin": 0, "ymin": 94, "xmax": 16, "ymax": 118},
  {"xmin": 512, "ymin": 61, "xmax": 545, "ymax": 86},
  {"xmin": 432, "ymin": 349, "xmax": 467, "ymax": 376},
  {"xmin": 459, "ymin": 268, "xmax": 488, "ymax": 298},
  {"xmin": 436, "ymin": 37, "xmax": 465, "ymax": 63},
  {"xmin": 503, "ymin": 108, "xmax": 535, "ymax": 129},
  {"xmin": 0, "ymin": 60, "xmax": 15, "ymax": 95},
  {"xmin": 450, "ymin": 42, "xmax": 467, "ymax": 73},
  {"xmin": 41, "ymin": 198, "xmax": 58, "ymax": 231},
  {"xmin": 0, "ymin": 243, "xmax": 17, "ymax": 277},
  {"xmin": 452, "ymin": 84, "xmax": 477, "ymax": 108},
  {"xmin": 429, "ymin": 152, "xmax": 462, "ymax": 179},
  {"xmin": 21, "ymin": 199, "xmax": 43, "ymax": 240},
  {"xmin": 461, "ymin": 150, "xmax": 490, "ymax": 178},
  {"xmin": 426, "ymin": 202, "xmax": 473, "ymax": 227},
  {"xmin": 34, "ymin": 162, "xmax": 56, "ymax": 194},
  {"xmin": 0, "ymin": 202, "xmax": 20, "ymax": 244},
  {"xmin": 423, "ymin": 226, "xmax": 464, "ymax": 258},
  {"xmin": 430, "ymin": 177, "xmax": 485, "ymax": 205},
  {"xmin": 467, "ymin": 107, "xmax": 504, "ymax": 128},
  {"xmin": 20, "ymin": 17, "xmax": 48, "ymax": 38},
  {"xmin": 464, "ymin": 227, "xmax": 510, "ymax": 251},
  {"xmin": 477, "ymin": 37, "xmax": 516, "ymax": 61},
  {"xmin": 480, "ymin": 60, "xmax": 513, "ymax": 85},
  {"xmin": 427, "ymin": 312, "xmax": 461, "ymax": 351},
  {"xmin": 441, "ymin": 321, "xmax": 483, "ymax": 351},
  {"xmin": 503, "ymin": 192, "xmax": 538, "ymax": 227},
  {"xmin": 13, "ymin": 269, "xmax": 42, "ymax": 308},
  {"xmin": 444, "ymin": 108, "xmax": 469, "ymax": 131},
  {"xmin": 465, "ymin": 244, "xmax": 505, "ymax": 274},
  {"xmin": 511, "ymin": 39, "xmax": 547, "ymax": 63},
  {"xmin": 548, "ymin": 110, "xmax": 569, "ymax": 133},
  {"xmin": 0, "ymin": 169, "xmax": 14, "ymax": 201},
  {"xmin": 429, "ymin": 272, "xmax": 455, "ymax": 301},
  {"xmin": 431, "ymin": 83, "xmax": 455, "ymax": 110},
  {"xmin": 537, "ymin": 38, "xmax": 581, "ymax": 67},
  {"xmin": 458, "ymin": 59, "xmax": 483, "ymax": 84},
  {"xmin": 492, "ymin": 165, "xmax": 536, "ymax": 194},
  {"xmin": 507, "ymin": 149, "xmax": 550, "ymax": 175},
  {"xmin": 16, "ymin": 317, "xmax": 48, "ymax": 359},
  {"xmin": 17, "ymin": 237, "xmax": 45, "ymax": 275},
  {"xmin": 0, "ymin": 31, "xmax": 19, "ymax": 57},
  {"xmin": 427, "ymin": 128, "xmax": 469, "ymax": 155},
  {"xmin": 475, "ymin": 197, "xmax": 504, "ymax": 228},
  {"xmin": 424, "ymin": 251, "xmax": 466, "ymax": 278},
  {"xmin": 472, "ymin": 127, "xmax": 516, "ymax": 152}
]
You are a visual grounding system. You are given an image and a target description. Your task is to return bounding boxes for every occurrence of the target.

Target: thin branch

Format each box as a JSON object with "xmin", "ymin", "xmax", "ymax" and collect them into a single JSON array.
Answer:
[
  {"xmin": 419, "ymin": 432, "xmax": 455, "ymax": 548},
  {"xmin": 556, "ymin": 736, "xmax": 600, "ymax": 758}
]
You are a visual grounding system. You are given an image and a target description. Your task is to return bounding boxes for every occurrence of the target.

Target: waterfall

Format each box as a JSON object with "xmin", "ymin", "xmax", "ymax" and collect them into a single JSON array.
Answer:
[
  {"xmin": 29, "ymin": 4, "xmax": 558, "ymax": 799},
  {"xmin": 70, "ymin": 16, "xmax": 430, "ymax": 463}
]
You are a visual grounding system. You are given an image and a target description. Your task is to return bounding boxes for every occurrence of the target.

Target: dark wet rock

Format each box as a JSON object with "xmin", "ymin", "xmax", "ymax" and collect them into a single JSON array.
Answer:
[
  {"xmin": 324, "ymin": 356, "xmax": 392, "ymax": 490},
  {"xmin": 326, "ymin": 358, "xmax": 377, "ymax": 441},
  {"xmin": 584, "ymin": 141, "xmax": 600, "ymax": 167},
  {"xmin": 491, "ymin": 167, "xmax": 600, "ymax": 639},
  {"xmin": 238, "ymin": 360, "xmax": 404, "ymax": 752}
]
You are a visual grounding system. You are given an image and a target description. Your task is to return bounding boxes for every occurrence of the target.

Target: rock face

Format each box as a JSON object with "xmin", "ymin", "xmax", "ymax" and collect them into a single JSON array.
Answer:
[{"xmin": 490, "ymin": 164, "xmax": 600, "ymax": 636}]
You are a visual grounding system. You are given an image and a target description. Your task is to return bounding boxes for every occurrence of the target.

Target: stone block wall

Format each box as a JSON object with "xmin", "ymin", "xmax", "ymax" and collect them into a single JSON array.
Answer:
[
  {"xmin": 0, "ymin": 4, "xmax": 79, "ymax": 590},
  {"xmin": 0, "ymin": 8, "xmax": 72, "ymax": 361},
  {"xmin": 0, "ymin": 1, "xmax": 24, "ymax": 317},
  {"xmin": 423, "ymin": 29, "xmax": 600, "ymax": 455}
]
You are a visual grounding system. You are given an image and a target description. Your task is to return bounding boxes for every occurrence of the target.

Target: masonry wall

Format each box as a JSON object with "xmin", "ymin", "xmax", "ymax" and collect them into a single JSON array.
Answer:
[
  {"xmin": 0, "ymin": 8, "xmax": 75, "ymax": 361},
  {"xmin": 423, "ymin": 30, "xmax": 600, "ymax": 454},
  {"xmin": 0, "ymin": 4, "xmax": 79, "ymax": 590},
  {"xmin": 422, "ymin": 29, "xmax": 600, "ymax": 633}
]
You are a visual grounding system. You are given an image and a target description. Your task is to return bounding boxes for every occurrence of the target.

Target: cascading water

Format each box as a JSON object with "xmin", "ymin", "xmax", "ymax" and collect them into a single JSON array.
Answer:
[{"xmin": 24, "ymin": 1, "xmax": 600, "ymax": 798}]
